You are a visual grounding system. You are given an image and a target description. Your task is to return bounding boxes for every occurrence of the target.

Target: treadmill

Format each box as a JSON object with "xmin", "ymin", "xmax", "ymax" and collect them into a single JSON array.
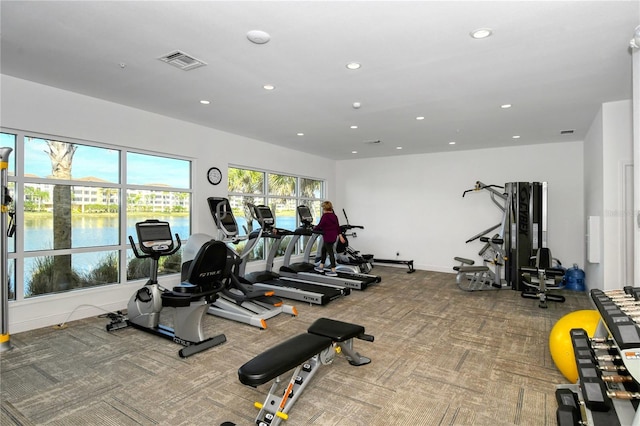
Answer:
[
  {"xmin": 240, "ymin": 204, "xmax": 349, "ymax": 305},
  {"xmin": 279, "ymin": 205, "xmax": 380, "ymax": 290}
]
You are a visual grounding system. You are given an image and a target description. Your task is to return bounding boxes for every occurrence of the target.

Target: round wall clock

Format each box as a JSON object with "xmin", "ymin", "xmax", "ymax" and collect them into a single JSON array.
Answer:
[{"xmin": 207, "ymin": 167, "xmax": 222, "ymax": 185}]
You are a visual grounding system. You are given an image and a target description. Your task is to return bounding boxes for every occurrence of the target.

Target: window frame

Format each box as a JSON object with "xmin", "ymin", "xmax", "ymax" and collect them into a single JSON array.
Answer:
[
  {"xmin": 227, "ymin": 165, "xmax": 324, "ymax": 262},
  {"xmin": 2, "ymin": 128, "xmax": 194, "ymax": 301}
]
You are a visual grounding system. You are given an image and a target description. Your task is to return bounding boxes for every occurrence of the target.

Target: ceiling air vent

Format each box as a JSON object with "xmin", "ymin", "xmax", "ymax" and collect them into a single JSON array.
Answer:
[
  {"xmin": 158, "ymin": 50, "xmax": 207, "ymax": 71},
  {"xmin": 560, "ymin": 129, "xmax": 575, "ymax": 135}
]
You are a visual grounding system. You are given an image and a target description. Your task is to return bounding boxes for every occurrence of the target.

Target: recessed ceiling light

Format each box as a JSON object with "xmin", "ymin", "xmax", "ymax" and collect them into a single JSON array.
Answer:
[
  {"xmin": 346, "ymin": 62, "xmax": 361, "ymax": 70},
  {"xmin": 263, "ymin": 84, "xmax": 275, "ymax": 90},
  {"xmin": 350, "ymin": 125, "xmax": 358, "ymax": 129},
  {"xmin": 500, "ymin": 104, "xmax": 512, "ymax": 109},
  {"xmin": 247, "ymin": 30, "xmax": 271, "ymax": 44},
  {"xmin": 200, "ymin": 100, "xmax": 210, "ymax": 105},
  {"xmin": 396, "ymin": 146, "xmax": 403, "ymax": 150},
  {"xmin": 449, "ymin": 141, "xmax": 456, "ymax": 145},
  {"xmin": 470, "ymin": 28, "xmax": 493, "ymax": 39},
  {"xmin": 351, "ymin": 151, "xmax": 358, "ymax": 154},
  {"xmin": 512, "ymin": 135, "xmax": 521, "ymax": 139},
  {"xmin": 416, "ymin": 116, "xmax": 425, "ymax": 121},
  {"xmin": 297, "ymin": 133, "xmax": 304, "ymax": 136}
]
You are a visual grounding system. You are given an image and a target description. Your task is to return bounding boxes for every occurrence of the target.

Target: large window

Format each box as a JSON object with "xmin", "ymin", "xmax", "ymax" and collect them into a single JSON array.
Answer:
[
  {"xmin": 2, "ymin": 130, "xmax": 192, "ymax": 299},
  {"xmin": 228, "ymin": 166, "xmax": 324, "ymax": 261}
]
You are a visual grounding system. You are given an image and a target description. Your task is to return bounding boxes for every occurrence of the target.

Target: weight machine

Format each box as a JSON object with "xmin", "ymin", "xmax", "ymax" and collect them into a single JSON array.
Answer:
[
  {"xmin": 453, "ymin": 181, "xmax": 509, "ymax": 291},
  {"xmin": 453, "ymin": 181, "xmax": 554, "ymax": 293},
  {"xmin": 503, "ymin": 181, "xmax": 548, "ymax": 291}
]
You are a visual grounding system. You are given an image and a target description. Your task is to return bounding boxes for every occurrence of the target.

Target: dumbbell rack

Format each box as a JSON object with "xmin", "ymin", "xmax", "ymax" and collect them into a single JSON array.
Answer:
[{"xmin": 556, "ymin": 288, "xmax": 640, "ymax": 426}]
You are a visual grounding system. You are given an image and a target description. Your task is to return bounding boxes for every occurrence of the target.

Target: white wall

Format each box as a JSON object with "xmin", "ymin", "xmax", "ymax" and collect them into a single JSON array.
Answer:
[
  {"xmin": 584, "ymin": 100, "xmax": 634, "ymax": 291},
  {"xmin": 335, "ymin": 142, "xmax": 584, "ymax": 275},
  {"xmin": 0, "ymin": 75, "xmax": 335, "ymax": 332},
  {"xmin": 584, "ymin": 108, "xmax": 605, "ymax": 289},
  {"xmin": 602, "ymin": 101, "xmax": 634, "ymax": 289},
  {"xmin": 0, "ymin": 74, "xmax": 633, "ymax": 332},
  {"xmin": 633, "ymin": 45, "xmax": 640, "ymax": 286}
]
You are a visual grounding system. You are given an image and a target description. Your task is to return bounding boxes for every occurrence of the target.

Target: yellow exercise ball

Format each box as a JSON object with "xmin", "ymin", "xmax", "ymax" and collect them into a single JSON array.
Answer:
[{"xmin": 549, "ymin": 309, "xmax": 601, "ymax": 383}]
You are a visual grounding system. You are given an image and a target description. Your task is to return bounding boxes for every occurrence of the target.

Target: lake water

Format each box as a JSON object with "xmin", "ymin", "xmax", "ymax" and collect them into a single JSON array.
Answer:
[
  {"xmin": 21, "ymin": 214, "xmax": 298, "ymax": 275},
  {"xmin": 24, "ymin": 215, "xmax": 298, "ymax": 250}
]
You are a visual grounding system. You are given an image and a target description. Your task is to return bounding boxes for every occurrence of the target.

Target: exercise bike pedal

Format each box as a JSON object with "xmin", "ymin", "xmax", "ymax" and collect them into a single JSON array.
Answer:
[{"xmin": 106, "ymin": 319, "xmax": 129, "ymax": 332}]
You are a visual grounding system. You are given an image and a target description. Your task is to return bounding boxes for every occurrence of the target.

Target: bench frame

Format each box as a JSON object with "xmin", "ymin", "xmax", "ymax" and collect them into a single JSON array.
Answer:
[{"xmin": 239, "ymin": 318, "xmax": 373, "ymax": 425}]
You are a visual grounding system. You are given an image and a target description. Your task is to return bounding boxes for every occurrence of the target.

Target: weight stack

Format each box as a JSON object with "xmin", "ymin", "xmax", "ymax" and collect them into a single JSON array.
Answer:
[{"xmin": 504, "ymin": 182, "xmax": 547, "ymax": 290}]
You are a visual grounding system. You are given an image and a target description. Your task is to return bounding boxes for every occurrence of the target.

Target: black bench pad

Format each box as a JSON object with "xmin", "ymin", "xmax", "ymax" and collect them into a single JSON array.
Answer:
[
  {"xmin": 308, "ymin": 318, "xmax": 365, "ymax": 342},
  {"xmin": 455, "ymin": 265, "xmax": 489, "ymax": 273},
  {"xmin": 238, "ymin": 333, "xmax": 332, "ymax": 387}
]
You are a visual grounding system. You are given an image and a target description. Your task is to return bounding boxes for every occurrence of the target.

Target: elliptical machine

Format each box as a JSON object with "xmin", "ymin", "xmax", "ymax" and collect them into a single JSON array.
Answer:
[
  {"xmin": 178, "ymin": 197, "xmax": 297, "ymax": 330},
  {"xmin": 107, "ymin": 219, "xmax": 227, "ymax": 357}
]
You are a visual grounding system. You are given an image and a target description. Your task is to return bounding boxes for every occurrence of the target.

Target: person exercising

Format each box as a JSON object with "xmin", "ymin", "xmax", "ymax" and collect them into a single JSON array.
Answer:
[{"xmin": 313, "ymin": 201, "xmax": 345, "ymax": 277}]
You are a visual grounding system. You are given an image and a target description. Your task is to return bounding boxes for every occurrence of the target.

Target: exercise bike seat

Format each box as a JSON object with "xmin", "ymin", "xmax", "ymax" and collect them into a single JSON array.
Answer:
[
  {"xmin": 238, "ymin": 333, "xmax": 332, "ymax": 387},
  {"xmin": 161, "ymin": 284, "xmax": 220, "ymax": 308}
]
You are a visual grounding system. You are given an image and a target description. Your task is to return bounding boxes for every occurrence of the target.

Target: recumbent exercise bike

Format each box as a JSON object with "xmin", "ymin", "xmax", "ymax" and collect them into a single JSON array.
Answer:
[{"xmin": 106, "ymin": 219, "xmax": 227, "ymax": 357}]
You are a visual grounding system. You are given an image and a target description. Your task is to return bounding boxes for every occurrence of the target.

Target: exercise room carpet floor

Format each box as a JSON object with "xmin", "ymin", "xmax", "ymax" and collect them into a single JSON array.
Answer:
[{"xmin": 1, "ymin": 266, "xmax": 592, "ymax": 425}]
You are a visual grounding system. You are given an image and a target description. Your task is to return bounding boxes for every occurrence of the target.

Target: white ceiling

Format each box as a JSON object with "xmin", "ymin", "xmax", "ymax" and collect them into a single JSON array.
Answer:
[{"xmin": 1, "ymin": 1, "xmax": 638, "ymax": 160}]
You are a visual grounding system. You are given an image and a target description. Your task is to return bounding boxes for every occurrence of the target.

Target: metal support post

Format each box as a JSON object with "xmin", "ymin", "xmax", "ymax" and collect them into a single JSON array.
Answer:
[{"xmin": 1, "ymin": 147, "xmax": 13, "ymax": 352}]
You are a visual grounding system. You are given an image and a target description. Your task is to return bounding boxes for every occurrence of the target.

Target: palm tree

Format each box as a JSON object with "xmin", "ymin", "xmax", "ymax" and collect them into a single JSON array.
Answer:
[
  {"xmin": 23, "ymin": 185, "xmax": 51, "ymax": 212},
  {"xmin": 173, "ymin": 191, "xmax": 189, "ymax": 212},
  {"xmin": 35, "ymin": 187, "xmax": 50, "ymax": 211},
  {"xmin": 128, "ymin": 192, "xmax": 142, "ymax": 212},
  {"xmin": 45, "ymin": 140, "xmax": 77, "ymax": 290},
  {"xmin": 103, "ymin": 188, "xmax": 118, "ymax": 213},
  {"xmin": 268, "ymin": 174, "xmax": 296, "ymax": 197},
  {"xmin": 228, "ymin": 167, "xmax": 264, "ymax": 194},
  {"xmin": 300, "ymin": 178, "xmax": 322, "ymax": 199},
  {"xmin": 228, "ymin": 168, "xmax": 265, "ymax": 232}
]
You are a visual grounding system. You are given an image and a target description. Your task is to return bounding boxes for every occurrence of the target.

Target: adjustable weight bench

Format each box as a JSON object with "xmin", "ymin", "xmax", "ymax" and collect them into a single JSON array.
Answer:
[{"xmin": 238, "ymin": 318, "xmax": 374, "ymax": 426}]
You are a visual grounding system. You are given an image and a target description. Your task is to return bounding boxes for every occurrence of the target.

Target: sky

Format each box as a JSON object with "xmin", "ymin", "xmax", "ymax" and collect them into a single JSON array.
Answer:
[{"xmin": 1, "ymin": 133, "xmax": 190, "ymax": 188}]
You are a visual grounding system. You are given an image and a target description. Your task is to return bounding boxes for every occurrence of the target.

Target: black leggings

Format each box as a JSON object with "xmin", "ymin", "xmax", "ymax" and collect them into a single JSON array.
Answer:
[{"xmin": 321, "ymin": 241, "xmax": 336, "ymax": 268}]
